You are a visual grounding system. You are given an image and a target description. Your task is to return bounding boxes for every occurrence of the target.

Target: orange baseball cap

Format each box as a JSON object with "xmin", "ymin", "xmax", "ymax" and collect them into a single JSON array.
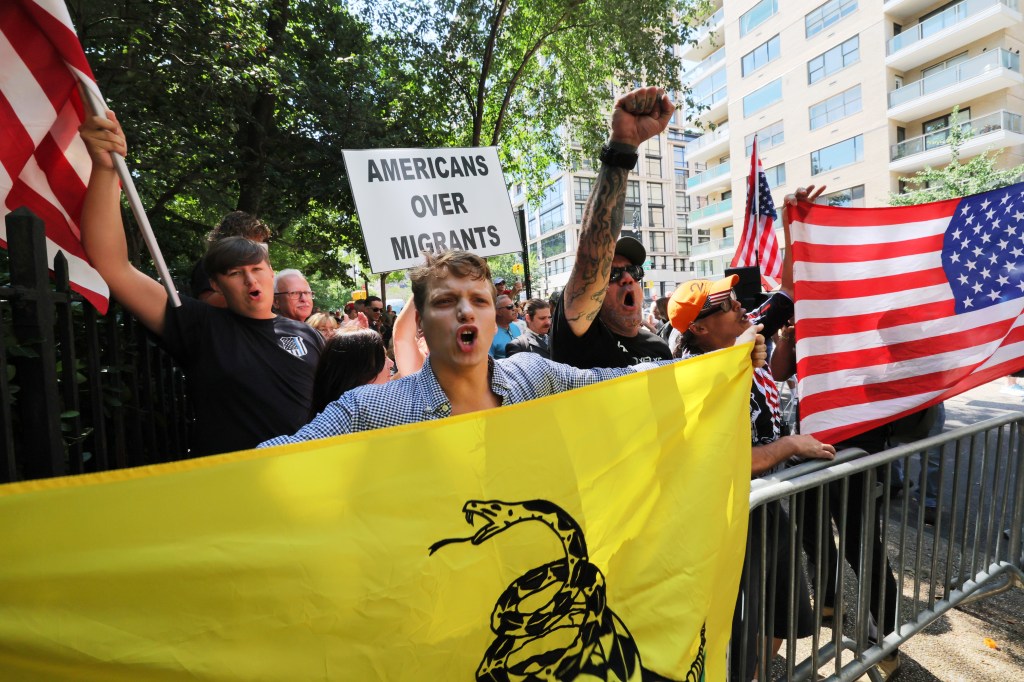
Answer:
[{"xmin": 667, "ymin": 275, "xmax": 739, "ymax": 332}]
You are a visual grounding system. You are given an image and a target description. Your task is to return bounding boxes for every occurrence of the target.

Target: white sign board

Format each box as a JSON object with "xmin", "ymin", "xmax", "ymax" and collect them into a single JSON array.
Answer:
[{"xmin": 342, "ymin": 147, "xmax": 520, "ymax": 273}]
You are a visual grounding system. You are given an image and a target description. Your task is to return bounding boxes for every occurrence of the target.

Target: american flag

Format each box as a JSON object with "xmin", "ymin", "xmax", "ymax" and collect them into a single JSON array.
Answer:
[
  {"xmin": 790, "ymin": 183, "xmax": 1024, "ymax": 444},
  {"xmin": 0, "ymin": 0, "xmax": 109, "ymax": 311},
  {"xmin": 731, "ymin": 138, "xmax": 781, "ymax": 290}
]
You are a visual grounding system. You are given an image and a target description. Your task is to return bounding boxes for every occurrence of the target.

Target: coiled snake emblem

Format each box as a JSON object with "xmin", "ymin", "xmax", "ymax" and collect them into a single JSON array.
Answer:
[{"xmin": 429, "ymin": 499, "xmax": 706, "ymax": 682}]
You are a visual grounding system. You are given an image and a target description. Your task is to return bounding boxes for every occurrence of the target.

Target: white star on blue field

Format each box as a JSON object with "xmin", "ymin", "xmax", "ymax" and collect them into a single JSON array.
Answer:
[{"xmin": 941, "ymin": 183, "xmax": 1024, "ymax": 314}]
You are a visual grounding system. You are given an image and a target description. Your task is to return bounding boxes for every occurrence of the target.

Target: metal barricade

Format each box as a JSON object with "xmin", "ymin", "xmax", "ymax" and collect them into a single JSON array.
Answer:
[{"xmin": 736, "ymin": 414, "xmax": 1024, "ymax": 681}]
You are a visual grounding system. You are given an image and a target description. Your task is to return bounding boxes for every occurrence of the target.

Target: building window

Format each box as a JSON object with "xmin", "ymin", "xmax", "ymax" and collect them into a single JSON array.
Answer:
[
  {"xmin": 742, "ymin": 35, "xmax": 781, "ymax": 77},
  {"xmin": 574, "ymin": 203, "xmax": 585, "ymax": 223},
  {"xmin": 922, "ymin": 107, "xmax": 971, "ymax": 149},
  {"xmin": 651, "ymin": 231, "xmax": 667, "ymax": 251},
  {"xmin": 648, "ymin": 182, "xmax": 664, "ymax": 205},
  {"xmin": 645, "ymin": 156, "xmax": 663, "ymax": 177},
  {"xmin": 673, "ymin": 146, "xmax": 686, "ymax": 168},
  {"xmin": 649, "ymin": 206, "xmax": 665, "ymax": 229},
  {"xmin": 811, "ymin": 135, "xmax": 863, "ymax": 175},
  {"xmin": 624, "ymin": 180, "xmax": 641, "ymax": 227},
  {"xmin": 541, "ymin": 231, "xmax": 566, "ymax": 259},
  {"xmin": 809, "ymin": 85, "xmax": 862, "ymax": 130},
  {"xmin": 807, "ymin": 35, "xmax": 859, "ymax": 85},
  {"xmin": 744, "ymin": 120, "xmax": 785, "ymax": 156},
  {"xmin": 572, "ymin": 176, "xmax": 593, "ymax": 201},
  {"xmin": 742, "ymin": 78, "xmax": 783, "ymax": 117},
  {"xmin": 805, "ymin": 0, "xmax": 857, "ymax": 38},
  {"xmin": 763, "ymin": 163, "xmax": 786, "ymax": 188},
  {"xmin": 692, "ymin": 68, "xmax": 728, "ymax": 108},
  {"xmin": 677, "ymin": 235, "xmax": 693, "ymax": 255},
  {"xmin": 740, "ymin": 0, "xmax": 778, "ymax": 37},
  {"xmin": 821, "ymin": 185, "xmax": 865, "ymax": 207},
  {"xmin": 539, "ymin": 205, "xmax": 564, "ymax": 234}
]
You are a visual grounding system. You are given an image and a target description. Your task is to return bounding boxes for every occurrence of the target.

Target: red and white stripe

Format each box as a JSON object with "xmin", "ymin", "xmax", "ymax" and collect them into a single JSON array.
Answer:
[
  {"xmin": 0, "ymin": 0, "xmax": 109, "ymax": 312},
  {"xmin": 790, "ymin": 199, "xmax": 1024, "ymax": 444}
]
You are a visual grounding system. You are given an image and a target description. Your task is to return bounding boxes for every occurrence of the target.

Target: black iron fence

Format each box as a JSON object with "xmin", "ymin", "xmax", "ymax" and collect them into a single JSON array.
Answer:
[{"xmin": 1, "ymin": 208, "xmax": 191, "ymax": 483}]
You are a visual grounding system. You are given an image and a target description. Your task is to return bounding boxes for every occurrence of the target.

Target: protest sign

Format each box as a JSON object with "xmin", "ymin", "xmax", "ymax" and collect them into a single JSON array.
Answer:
[{"xmin": 343, "ymin": 147, "xmax": 520, "ymax": 273}]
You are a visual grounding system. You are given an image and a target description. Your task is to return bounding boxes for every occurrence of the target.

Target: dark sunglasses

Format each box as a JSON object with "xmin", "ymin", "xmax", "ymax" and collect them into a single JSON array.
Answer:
[
  {"xmin": 609, "ymin": 264, "xmax": 644, "ymax": 283},
  {"xmin": 370, "ymin": 307, "xmax": 384, "ymax": 312},
  {"xmin": 499, "ymin": 304, "xmax": 515, "ymax": 310},
  {"xmin": 696, "ymin": 289, "xmax": 737, "ymax": 320}
]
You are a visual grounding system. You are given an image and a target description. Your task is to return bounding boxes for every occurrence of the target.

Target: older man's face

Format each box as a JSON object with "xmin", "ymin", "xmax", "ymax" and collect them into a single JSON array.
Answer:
[
  {"xmin": 495, "ymin": 295, "xmax": 517, "ymax": 327},
  {"xmin": 274, "ymin": 273, "xmax": 314, "ymax": 322}
]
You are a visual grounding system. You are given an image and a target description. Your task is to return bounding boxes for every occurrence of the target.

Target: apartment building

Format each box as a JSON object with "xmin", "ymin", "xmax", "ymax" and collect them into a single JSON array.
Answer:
[
  {"xmin": 512, "ymin": 113, "xmax": 700, "ymax": 301},
  {"xmin": 683, "ymin": 0, "xmax": 1024, "ymax": 280}
]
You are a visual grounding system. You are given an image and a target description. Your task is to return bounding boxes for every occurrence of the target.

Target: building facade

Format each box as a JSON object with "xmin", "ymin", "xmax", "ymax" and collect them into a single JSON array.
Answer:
[{"xmin": 684, "ymin": 0, "xmax": 1024, "ymax": 280}]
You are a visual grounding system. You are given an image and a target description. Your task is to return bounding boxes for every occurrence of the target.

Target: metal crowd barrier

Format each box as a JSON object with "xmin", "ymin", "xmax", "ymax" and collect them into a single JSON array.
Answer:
[{"xmin": 736, "ymin": 413, "xmax": 1024, "ymax": 681}]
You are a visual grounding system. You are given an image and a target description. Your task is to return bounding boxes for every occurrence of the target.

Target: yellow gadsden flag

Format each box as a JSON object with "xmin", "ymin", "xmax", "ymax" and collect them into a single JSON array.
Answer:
[{"xmin": 0, "ymin": 346, "xmax": 752, "ymax": 681}]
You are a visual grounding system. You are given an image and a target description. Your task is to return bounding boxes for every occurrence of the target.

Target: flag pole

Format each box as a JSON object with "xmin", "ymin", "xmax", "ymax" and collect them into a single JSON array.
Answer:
[
  {"xmin": 79, "ymin": 82, "xmax": 182, "ymax": 307},
  {"xmin": 751, "ymin": 140, "xmax": 761, "ymax": 280}
]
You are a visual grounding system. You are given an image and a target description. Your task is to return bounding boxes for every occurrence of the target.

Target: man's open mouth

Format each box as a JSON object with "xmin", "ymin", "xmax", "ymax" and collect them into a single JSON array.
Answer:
[
  {"xmin": 457, "ymin": 325, "xmax": 477, "ymax": 350},
  {"xmin": 623, "ymin": 291, "xmax": 635, "ymax": 307}
]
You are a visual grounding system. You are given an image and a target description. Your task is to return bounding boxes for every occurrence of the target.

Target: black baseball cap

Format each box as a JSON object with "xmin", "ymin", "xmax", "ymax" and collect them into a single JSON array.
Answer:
[{"xmin": 615, "ymin": 235, "xmax": 646, "ymax": 267}]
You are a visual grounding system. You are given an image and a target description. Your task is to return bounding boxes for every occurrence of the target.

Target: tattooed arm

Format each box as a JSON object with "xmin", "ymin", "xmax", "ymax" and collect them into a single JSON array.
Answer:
[{"xmin": 562, "ymin": 87, "xmax": 675, "ymax": 337}]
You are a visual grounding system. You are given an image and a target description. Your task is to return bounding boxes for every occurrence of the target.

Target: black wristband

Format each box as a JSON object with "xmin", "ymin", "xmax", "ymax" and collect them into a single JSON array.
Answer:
[{"xmin": 599, "ymin": 143, "xmax": 638, "ymax": 170}]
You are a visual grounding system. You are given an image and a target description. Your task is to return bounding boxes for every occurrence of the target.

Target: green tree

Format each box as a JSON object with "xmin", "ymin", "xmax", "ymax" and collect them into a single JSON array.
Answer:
[
  {"xmin": 486, "ymin": 251, "xmax": 541, "ymax": 292},
  {"xmin": 363, "ymin": 0, "xmax": 711, "ymax": 199},
  {"xmin": 890, "ymin": 108, "xmax": 1024, "ymax": 206},
  {"xmin": 71, "ymin": 0, "xmax": 426, "ymax": 283}
]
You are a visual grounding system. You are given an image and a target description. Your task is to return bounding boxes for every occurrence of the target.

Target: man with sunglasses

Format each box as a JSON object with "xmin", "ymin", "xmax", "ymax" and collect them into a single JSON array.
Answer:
[
  {"xmin": 489, "ymin": 293, "xmax": 521, "ymax": 359},
  {"xmin": 551, "ymin": 85, "xmax": 676, "ymax": 369}
]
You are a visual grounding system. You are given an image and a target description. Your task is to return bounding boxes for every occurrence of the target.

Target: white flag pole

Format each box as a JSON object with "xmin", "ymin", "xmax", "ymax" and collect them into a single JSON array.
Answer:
[{"xmin": 78, "ymin": 80, "xmax": 182, "ymax": 307}]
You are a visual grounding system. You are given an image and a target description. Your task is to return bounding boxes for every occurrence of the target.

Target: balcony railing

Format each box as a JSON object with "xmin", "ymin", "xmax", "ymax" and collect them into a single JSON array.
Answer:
[
  {"xmin": 890, "ymin": 109, "xmax": 1024, "ymax": 160},
  {"xmin": 683, "ymin": 48, "xmax": 726, "ymax": 83},
  {"xmin": 888, "ymin": 49, "xmax": 1021, "ymax": 108},
  {"xmin": 689, "ymin": 197, "xmax": 732, "ymax": 223},
  {"xmin": 689, "ymin": 7, "xmax": 724, "ymax": 44},
  {"xmin": 693, "ymin": 83, "xmax": 728, "ymax": 112},
  {"xmin": 691, "ymin": 234, "xmax": 734, "ymax": 257},
  {"xmin": 887, "ymin": 0, "xmax": 1018, "ymax": 55},
  {"xmin": 689, "ymin": 123, "xmax": 730, "ymax": 154},
  {"xmin": 687, "ymin": 160, "xmax": 731, "ymax": 190}
]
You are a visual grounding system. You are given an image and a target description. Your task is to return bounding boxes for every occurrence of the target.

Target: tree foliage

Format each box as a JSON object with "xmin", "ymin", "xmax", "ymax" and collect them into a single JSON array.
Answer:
[
  {"xmin": 361, "ymin": 0, "xmax": 710, "ymax": 201},
  {"xmin": 890, "ymin": 108, "xmax": 1024, "ymax": 206},
  {"xmin": 71, "ymin": 0, "xmax": 424, "ymax": 283},
  {"xmin": 67, "ymin": 0, "xmax": 709, "ymax": 289}
]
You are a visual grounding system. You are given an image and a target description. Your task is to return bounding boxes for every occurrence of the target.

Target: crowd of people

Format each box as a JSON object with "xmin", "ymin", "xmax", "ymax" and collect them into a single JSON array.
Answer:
[{"xmin": 79, "ymin": 86, "xmax": 906, "ymax": 680}]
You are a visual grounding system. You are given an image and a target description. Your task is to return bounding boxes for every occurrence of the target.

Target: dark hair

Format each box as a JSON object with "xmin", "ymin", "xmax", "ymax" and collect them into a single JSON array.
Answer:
[
  {"xmin": 309, "ymin": 330, "xmax": 385, "ymax": 417},
  {"xmin": 409, "ymin": 250, "xmax": 493, "ymax": 313},
  {"xmin": 208, "ymin": 211, "xmax": 271, "ymax": 243},
  {"xmin": 524, "ymin": 298, "xmax": 549, "ymax": 317},
  {"xmin": 655, "ymin": 296, "xmax": 669, "ymax": 320},
  {"xmin": 202, "ymin": 236, "xmax": 269, "ymax": 276},
  {"xmin": 366, "ymin": 295, "xmax": 382, "ymax": 305}
]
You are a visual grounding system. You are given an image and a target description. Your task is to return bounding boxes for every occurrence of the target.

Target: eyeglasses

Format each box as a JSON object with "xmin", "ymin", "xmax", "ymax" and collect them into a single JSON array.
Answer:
[
  {"xmin": 499, "ymin": 304, "xmax": 515, "ymax": 311},
  {"xmin": 609, "ymin": 264, "xmax": 644, "ymax": 283},
  {"xmin": 370, "ymin": 307, "xmax": 384, "ymax": 313},
  {"xmin": 276, "ymin": 290, "xmax": 314, "ymax": 300},
  {"xmin": 696, "ymin": 289, "xmax": 737, "ymax": 320}
]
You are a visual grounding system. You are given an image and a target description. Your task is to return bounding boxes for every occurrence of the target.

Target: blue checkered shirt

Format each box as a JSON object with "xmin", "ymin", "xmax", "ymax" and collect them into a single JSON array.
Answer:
[{"xmin": 259, "ymin": 352, "xmax": 678, "ymax": 446}]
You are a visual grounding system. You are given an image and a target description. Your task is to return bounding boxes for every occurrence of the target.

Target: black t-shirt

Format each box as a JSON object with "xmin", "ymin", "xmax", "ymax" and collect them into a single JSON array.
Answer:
[
  {"xmin": 550, "ymin": 292, "xmax": 671, "ymax": 369},
  {"xmin": 161, "ymin": 297, "xmax": 323, "ymax": 456}
]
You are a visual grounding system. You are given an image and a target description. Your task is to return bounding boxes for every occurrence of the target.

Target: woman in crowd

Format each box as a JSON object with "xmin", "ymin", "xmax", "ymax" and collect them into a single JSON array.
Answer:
[
  {"xmin": 306, "ymin": 312, "xmax": 339, "ymax": 340},
  {"xmin": 308, "ymin": 330, "xmax": 394, "ymax": 418}
]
